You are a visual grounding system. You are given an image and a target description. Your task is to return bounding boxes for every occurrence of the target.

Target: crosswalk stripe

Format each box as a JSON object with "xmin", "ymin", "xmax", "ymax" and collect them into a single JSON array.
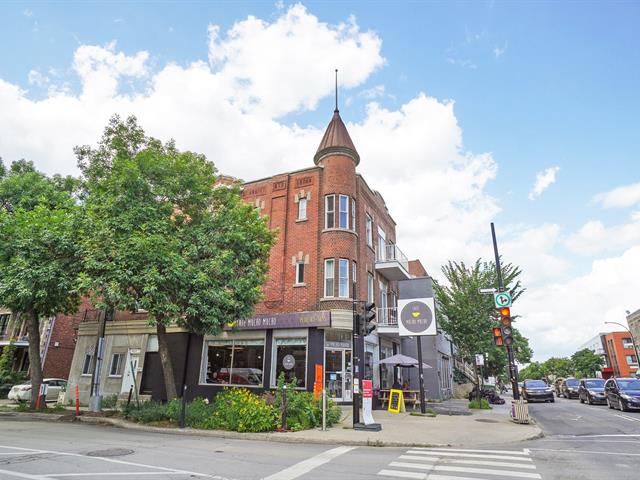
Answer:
[
  {"xmin": 398, "ymin": 456, "xmax": 536, "ymax": 469},
  {"xmin": 426, "ymin": 476, "xmax": 505, "ymax": 480},
  {"xmin": 378, "ymin": 469, "xmax": 426, "ymax": 479},
  {"xmin": 390, "ymin": 462, "xmax": 434, "ymax": 471},
  {"xmin": 413, "ymin": 448, "xmax": 529, "ymax": 456},
  {"xmin": 430, "ymin": 465, "xmax": 541, "ymax": 479},
  {"xmin": 406, "ymin": 450, "xmax": 533, "ymax": 462}
]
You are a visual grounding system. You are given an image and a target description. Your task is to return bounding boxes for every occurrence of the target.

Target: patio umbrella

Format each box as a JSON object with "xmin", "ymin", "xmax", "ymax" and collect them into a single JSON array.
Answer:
[{"xmin": 375, "ymin": 353, "xmax": 432, "ymax": 369}]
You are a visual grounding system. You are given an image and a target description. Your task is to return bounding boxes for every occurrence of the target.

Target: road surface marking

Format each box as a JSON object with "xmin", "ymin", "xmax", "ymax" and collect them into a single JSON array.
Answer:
[
  {"xmin": 378, "ymin": 469, "xmax": 425, "ymax": 479},
  {"xmin": 425, "ymin": 465, "xmax": 540, "ymax": 478},
  {"xmin": 0, "ymin": 469, "xmax": 49, "ymax": 480},
  {"xmin": 412, "ymin": 447, "xmax": 529, "ymax": 456},
  {"xmin": 0, "ymin": 445, "xmax": 232, "ymax": 480},
  {"xmin": 528, "ymin": 447, "xmax": 640, "ymax": 456},
  {"xmin": 406, "ymin": 450, "xmax": 533, "ymax": 462},
  {"xmin": 47, "ymin": 473, "xmax": 197, "ymax": 477},
  {"xmin": 398, "ymin": 456, "xmax": 537, "ymax": 469},
  {"xmin": 261, "ymin": 446, "xmax": 356, "ymax": 480},
  {"xmin": 558, "ymin": 434, "xmax": 640, "ymax": 438},
  {"xmin": 615, "ymin": 413, "xmax": 640, "ymax": 423}
]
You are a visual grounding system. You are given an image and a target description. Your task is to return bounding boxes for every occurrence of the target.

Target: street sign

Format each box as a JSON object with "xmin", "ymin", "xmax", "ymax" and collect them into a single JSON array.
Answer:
[
  {"xmin": 479, "ymin": 288, "xmax": 497, "ymax": 294},
  {"xmin": 475, "ymin": 354, "xmax": 485, "ymax": 366},
  {"xmin": 494, "ymin": 291, "xmax": 512, "ymax": 308}
]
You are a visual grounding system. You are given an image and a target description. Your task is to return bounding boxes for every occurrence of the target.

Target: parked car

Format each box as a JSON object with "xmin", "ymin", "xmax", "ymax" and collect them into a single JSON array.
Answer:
[
  {"xmin": 554, "ymin": 377, "xmax": 565, "ymax": 396},
  {"xmin": 578, "ymin": 378, "xmax": 606, "ymax": 405},
  {"xmin": 7, "ymin": 378, "xmax": 67, "ymax": 403},
  {"xmin": 561, "ymin": 378, "xmax": 580, "ymax": 399},
  {"xmin": 522, "ymin": 379, "xmax": 554, "ymax": 403},
  {"xmin": 605, "ymin": 377, "xmax": 640, "ymax": 412}
]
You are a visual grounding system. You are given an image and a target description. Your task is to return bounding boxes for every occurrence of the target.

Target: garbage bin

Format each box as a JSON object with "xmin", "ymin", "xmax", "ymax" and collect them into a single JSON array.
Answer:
[{"xmin": 511, "ymin": 399, "xmax": 530, "ymax": 424}]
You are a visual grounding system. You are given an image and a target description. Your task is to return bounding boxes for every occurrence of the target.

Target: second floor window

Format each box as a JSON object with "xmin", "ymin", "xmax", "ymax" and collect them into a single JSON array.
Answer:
[
  {"xmin": 295, "ymin": 262, "xmax": 305, "ymax": 285},
  {"xmin": 298, "ymin": 197, "xmax": 307, "ymax": 220},
  {"xmin": 324, "ymin": 259, "xmax": 334, "ymax": 297},
  {"xmin": 367, "ymin": 273, "xmax": 374, "ymax": 304},
  {"xmin": 325, "ymin": 195, "xmax": 335, "ymax": 229},
  {"xmin": 338, "ymin": 259, "xmax": 349, "ymax": 298},
  {"xmin": 622, "ymin": 338, "xmax": 634, "ymax": 349},
  {"xmin": 339, "ymin": 195, "xmax": 349, "ymax": 229},
  {"xmin": 0, "ymin": 314, "xmax": 9, "ymax": 336},
  {"xmin": 365, "ymin": 214, "xmax": 373, "ymax": 247}
]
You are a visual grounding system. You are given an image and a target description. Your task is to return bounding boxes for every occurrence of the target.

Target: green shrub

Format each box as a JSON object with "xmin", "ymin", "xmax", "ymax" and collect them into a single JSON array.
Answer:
[
  {"xmin": 122, "ymin": 401, "xmax": 170, "ymax": 423},
  {"xmin": 206, "ymin": 389, "xmax": 277, "ymax": 432},
  {"xmin": 101, "ymin": 394, "xmax": 119, "ymax": 409},
  {"xmin": 468, "ymin": 399, "xmax": 492, "ymax": 410}
]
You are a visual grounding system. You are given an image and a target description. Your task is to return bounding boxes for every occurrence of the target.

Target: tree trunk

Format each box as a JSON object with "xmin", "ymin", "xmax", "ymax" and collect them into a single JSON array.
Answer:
[
  {"xmin": 156, "ymin": 323, "xmax": 177, "ymax": 401},
  {"xmin": 25, "ymin": 308, "xmax": 43, "ymax": 410}
]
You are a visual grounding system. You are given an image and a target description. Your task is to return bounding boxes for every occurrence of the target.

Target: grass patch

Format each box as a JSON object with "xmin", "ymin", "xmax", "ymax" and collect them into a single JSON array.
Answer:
[{"xmin": 468, "ymin": 399, "xmax": 492, "ymax": 410}]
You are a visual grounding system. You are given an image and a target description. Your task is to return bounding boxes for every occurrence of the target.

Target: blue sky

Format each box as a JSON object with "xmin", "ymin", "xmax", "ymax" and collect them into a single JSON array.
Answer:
[{"xmin": 1, "ymin": 1, "xmax": 639, "ymax": 360}]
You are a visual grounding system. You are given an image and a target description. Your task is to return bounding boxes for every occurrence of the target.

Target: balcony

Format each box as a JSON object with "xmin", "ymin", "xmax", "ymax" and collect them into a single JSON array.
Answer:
[
  {"xmin": 375, "ymin": 244, "xmax": 411, "ymax": 281},
  {"xmin": 0, "ymin": 334, "xmax": 29, "ymax": 346},
  {"xmin": 376, "ymin": 307, "xmax": 398, "ymax": 336}
]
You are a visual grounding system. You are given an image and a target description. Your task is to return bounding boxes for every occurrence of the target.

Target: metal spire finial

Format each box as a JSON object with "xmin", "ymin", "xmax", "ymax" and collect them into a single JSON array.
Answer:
[{"xmin": 334, "ymin": 68, "xmax": 339, "ymax": 113}]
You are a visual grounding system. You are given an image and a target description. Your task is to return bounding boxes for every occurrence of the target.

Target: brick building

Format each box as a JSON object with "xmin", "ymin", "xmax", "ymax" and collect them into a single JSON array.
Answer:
[
  {"xmin": 64, "ymin": 106, "xmax": 453, "ymax": 404},
  {"xmin": 602, "ymin": 331, "xmax": 639, "ymax": 378}
]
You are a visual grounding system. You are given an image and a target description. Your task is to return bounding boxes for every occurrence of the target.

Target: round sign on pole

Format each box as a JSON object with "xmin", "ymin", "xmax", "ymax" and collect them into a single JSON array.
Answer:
[
  {"xmin": 494, "ymin": 292, "xmax": 512, "ymax": 308},
  {"xmin": 282, "ymin": 354, "xmax": 295, "ymax": 370}
]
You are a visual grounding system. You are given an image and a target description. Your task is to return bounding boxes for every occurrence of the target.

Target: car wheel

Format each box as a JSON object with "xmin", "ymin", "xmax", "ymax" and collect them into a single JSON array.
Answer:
[
  {"xmin": 550, "ymin": 398, "xmax": 555, "ymax": 403},
  {"xmin": 587, "ymin": 395, "xmax": 593, "ymax": 405},
  {"xmin": 621, "ymin": 400, "xmax": 631, "ymax": 412}
]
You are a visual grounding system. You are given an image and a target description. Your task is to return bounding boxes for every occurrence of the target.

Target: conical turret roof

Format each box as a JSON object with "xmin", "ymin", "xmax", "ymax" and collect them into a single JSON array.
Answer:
[{"xmin": 314, "ymin": 109, "xmax": 360, "ymax": 166}]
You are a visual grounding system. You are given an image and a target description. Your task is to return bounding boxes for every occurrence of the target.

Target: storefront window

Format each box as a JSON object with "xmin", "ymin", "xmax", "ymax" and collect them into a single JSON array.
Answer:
[
  {"xmin": 274, "ymin": 338, "xmax": 306, "ymax": 388},
  {"xmin": 204, "ymin": 339, "xmax": 264, "ymax": 386}
]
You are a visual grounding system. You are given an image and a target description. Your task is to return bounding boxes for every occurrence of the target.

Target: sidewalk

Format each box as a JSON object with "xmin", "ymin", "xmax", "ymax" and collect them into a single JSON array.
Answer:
[{"xmin": 1, "ymin": 398, "xmax": 541, "ymax": 447}]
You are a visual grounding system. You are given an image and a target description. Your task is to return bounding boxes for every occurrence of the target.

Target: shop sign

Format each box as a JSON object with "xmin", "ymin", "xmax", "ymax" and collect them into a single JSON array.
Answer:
[
  {"xmin": 227, "ymin": 310, "xmax": 331, "ymax": 330},
  {"xmin": 397, "ymin": 297, "xmax": 437, "ymax": 337},
  {"xmin": 282, "ymin": 354, "xmax": 295, "ymax": 370},
  {"xmin": 362, "ymin": 380, "xmax": 376, "ymax": 425},
  {"xmin": 388, "ymin": 389, "xmax": 404, "ymax": 413}
]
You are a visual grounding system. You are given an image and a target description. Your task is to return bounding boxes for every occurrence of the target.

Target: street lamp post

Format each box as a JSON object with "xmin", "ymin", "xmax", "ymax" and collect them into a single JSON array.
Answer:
[{"xmin": 605, "ymin": 321, "xmax": 640, "ymax": 375}]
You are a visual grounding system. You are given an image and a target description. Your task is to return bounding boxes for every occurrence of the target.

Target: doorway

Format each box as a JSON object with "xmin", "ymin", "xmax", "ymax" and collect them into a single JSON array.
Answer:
[
  {"xmin": 325, "ymin": 348, "xmax": 353, "ymax": 402},
  {"xmin": 121, "ymin": 349, "xmax": 139, "ymax": 394}
]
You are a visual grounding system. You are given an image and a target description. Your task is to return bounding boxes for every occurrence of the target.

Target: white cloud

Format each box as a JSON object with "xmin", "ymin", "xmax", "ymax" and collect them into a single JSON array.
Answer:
[
  {"xmin": 493, "ymin": 43, "xmax": 507, "ymax": 59},
  {"xmin": 516, "ymin": 246, "xmax": 640, "ymax": 360},
  {"xmin": 565, "ymin": 214, "xmax": 640, "ymax": 256},
  {"xmin": 528, "ymin": 166, "xmax": 559, "ymax": 200},
  {"xmin": 359, "ymin": 84, "xmax": 385, "ymax": 99},
  {"xmin": 27, "ymin": 70, "xmax": 49, "ymax": 87},
  {"xmin": 23, "ymin": 9, "xmax": 33, "ymax": 17},
  {"xmin": 593, "ymin": 182, "xmax": 640, "ymax": 209}
]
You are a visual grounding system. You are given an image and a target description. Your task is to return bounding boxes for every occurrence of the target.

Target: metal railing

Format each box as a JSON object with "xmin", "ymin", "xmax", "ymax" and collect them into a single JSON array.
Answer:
[
  {"xmin": 377, "ymin": 307, "xmax": 398, "ymax": 326},
  {"xmin": 0, "ymin": 334, "xmax": 29, "ymax": 343},
  {"xmin": 375, "ymin": 244, "xmax": 409, "ymax": 272}
]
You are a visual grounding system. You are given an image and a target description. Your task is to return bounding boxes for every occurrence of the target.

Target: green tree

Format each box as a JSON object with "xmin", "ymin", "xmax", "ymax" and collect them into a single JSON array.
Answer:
[
  {"xmin": 0, "ymin": 161, "xmax": 83, "ymax": 408},
  {"xmin": 434, "ymin": 259, "xmax": 529, "ymax": 386},
  {"xmin": 518, "ymin": 361, "xmax": 545, "ymax": 380},
  {"xmin": 77, "ymin": 116, "xmax": 275, "ymax": 400},
  {"xmin": 540, "ymin": 357, "xmax": 574, "ymax": 381},
  {"xmin": 571, "ymin": 348, "xmax": 604, "ymax": 378}
]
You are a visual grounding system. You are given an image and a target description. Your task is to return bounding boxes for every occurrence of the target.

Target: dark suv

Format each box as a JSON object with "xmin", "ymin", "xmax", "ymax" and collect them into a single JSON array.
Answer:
[
  {"xmin": 605, "ymin": 377, "xmax": 640, "ymax": 412},
  {"xmin": 578, "ymin": 378, "xmax": 606, "ymax": 405},
  {"xmin": 561, "ymin": 378, "xmax": 580, "ymax": 399},
  {"xmin": 522, "ymin": 379, "xmax": 554, "ymax": 403}
]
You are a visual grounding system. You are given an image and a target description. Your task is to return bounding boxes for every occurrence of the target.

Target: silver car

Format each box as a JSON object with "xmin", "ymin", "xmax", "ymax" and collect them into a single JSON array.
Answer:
[{"xmin": 7, "ymin": 378, "xmax": 67, "ymax": 403}]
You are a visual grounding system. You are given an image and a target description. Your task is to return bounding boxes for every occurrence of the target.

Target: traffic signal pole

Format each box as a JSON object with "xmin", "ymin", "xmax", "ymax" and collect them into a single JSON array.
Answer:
[{"xmin": 491, "ymin": 223, "xmax": 520, "ymax": 400}]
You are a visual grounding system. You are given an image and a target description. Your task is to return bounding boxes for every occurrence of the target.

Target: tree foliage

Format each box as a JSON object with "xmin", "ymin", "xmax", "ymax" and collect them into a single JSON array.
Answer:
[
  {"xmin": 434, "ymin": 259, "xmax": 530, "ymax": 382},
  {"xmin": 77, "ymin": 115, "xmax": 275, "ymax": 400},
  {"xmin": 571, "ymin": 348, "xmax": 604, "ymax": 378},
  {"xmin": 0, "ymin": 161, "xmax": 83, "ymax": 407}
]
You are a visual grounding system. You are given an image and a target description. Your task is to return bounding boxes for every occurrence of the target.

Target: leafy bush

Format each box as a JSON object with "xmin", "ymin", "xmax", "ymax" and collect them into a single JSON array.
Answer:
[
  {"xmin": 468, "ymin": 398, "xmax": 492, "ymax": 410},
  {"xmin": 274, "ymin": 373, "xmax": 342, "ymax": 431},
  {"xmin": 122, "ymin": 401, "xmax": 171, "ymax": 423},
  {"xmin": 101, "ymin": 394, "xmax": 119, "ymax": 409},
  {"xmin": 206, "ymin": 389, "xmax": 277, "ymax": 432}
]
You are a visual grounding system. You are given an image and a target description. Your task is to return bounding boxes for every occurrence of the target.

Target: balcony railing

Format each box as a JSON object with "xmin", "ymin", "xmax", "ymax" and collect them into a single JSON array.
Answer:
[
  {"xmin": 377, "ymin": 307, "xmax": 398, "ymax": 327},
  {"xmin": 375, "ymin": 244, "xmax": 410, "ymax": 280},
  {"xmin": 0, "ymin": 334, "xmax": 29, "ymax": 343}
]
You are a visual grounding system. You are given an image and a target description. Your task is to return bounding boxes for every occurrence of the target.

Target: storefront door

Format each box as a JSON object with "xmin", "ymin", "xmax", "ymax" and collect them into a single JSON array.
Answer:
[{"xmin": 325, "ymin": 349, "xmax": 353, "ymax": 402}]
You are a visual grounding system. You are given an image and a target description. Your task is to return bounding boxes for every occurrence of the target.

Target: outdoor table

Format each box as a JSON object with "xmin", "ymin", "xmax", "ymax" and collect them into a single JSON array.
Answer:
[{"xmin": 378, "ymin": 389, "xmax": 427, "ymax": 410}]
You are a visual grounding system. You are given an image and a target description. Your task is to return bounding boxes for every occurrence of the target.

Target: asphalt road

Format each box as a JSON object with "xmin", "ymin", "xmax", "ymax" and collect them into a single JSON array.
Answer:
[{"xmin": 0, "ymin": 395, "xmax": 638, "ymax": 480}]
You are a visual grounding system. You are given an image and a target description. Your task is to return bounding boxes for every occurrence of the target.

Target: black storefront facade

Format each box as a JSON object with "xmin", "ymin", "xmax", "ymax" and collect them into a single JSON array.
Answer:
[{"xmin": 142, "ymin": 310, "xmax": 359, "ymax": 403}]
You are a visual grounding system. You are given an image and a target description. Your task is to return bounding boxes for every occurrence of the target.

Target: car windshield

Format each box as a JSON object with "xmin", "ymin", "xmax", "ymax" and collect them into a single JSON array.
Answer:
[
  {"xmin": 585, "ymin": 380, "xmax": 605, "ymax": 388},
  {"xmin": 618, "ymin": 379, "xmax": 640, "ymax": 390},
  {"xmin": 526, "ymin": 380, "xmax": 547, "ymax": 388},
  {"xmin": 566, "ymin": 379, "xmax": 579, "ymax": 386}
]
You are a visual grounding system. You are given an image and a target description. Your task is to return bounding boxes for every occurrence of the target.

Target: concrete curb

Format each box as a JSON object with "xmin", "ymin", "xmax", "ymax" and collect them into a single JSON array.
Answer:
[{"xmin": 0, "ymin": 411, "xmax": 543, "ymax": 448}]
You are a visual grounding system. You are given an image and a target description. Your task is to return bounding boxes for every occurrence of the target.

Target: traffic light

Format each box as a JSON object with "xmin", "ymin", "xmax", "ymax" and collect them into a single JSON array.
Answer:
[
  {"xmin": 364, "ymin": 302, "xmax": 377, "ymax": 335},
  {"xmin": 499, "ymin": 306, "xmax": 513, "ymax": 346},
  {"xmin": 492, "ymin": 326, "xmax": 504, "ymax": 346}
]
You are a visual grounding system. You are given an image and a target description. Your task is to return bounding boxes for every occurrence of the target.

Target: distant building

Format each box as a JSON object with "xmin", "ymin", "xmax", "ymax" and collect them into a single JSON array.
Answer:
[
  {"xmin": 627, "ymin": 308, "xmax": 640, "ymax": 363},
  {"xmin": 602, "ymin": 331, "xmax": 639, "ymax": 378}
]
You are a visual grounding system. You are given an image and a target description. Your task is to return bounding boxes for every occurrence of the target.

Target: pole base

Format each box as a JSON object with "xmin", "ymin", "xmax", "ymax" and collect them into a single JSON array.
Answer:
[
  {"xmin": 354, "ymin": 422, "xmax": 382, "ymax": 432},
  {"xmin": 88, "ymin": 395, "xmax": 102, "ymax": 413}
]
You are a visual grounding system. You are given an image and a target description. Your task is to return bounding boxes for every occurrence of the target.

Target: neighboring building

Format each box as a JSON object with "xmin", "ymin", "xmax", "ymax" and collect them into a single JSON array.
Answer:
[
  {"xmin": 577, "ymin": 333, "xmax": 609, "ymax": 378},
  {"xmin": 65, "ymin": 105, "xmax": 453, "ymax": 404},
  {"xmin": 602, "ymin": 331, "xmax": 638, "ymax": 378},
  {"xmin": 0, "ymin": 307, "xmax": 81, "ymax": 379},
  {"xmin": 627, "ymin": 308, "xmax": 640, "ymax": 363}
]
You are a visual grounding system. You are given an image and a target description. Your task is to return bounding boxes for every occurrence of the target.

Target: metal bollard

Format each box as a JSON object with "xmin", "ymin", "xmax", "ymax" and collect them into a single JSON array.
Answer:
[
  {"xmin": 281, "ymin": 385, "xmax": 287, "ymax": 431},
  {"xmin": 126, "ymin": 386, "xmax": 133, "ymax": 406},
  {"xmin": 322, "ymin": 389, "xmax": 326, "ymax": 431},
  {"xmin": 179, "ymin": 385, "xmax": 188, "ymax": 429},
  {"xmin": 75, "ymin": 384, "xmax": 80, "ymax": 416}
]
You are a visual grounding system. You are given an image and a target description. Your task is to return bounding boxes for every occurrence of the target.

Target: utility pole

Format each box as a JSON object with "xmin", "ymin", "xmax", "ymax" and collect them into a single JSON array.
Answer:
[
  {"xmin": 89, "ymin": 307, "xmax": 113, "ymax": 412},
  {"xmin": 491, "ymin": 223, "xmax": 520, "ymax": 400},
  {"xmin": 352, "ymin": 283, "xmax": 360, "ymax": 426}
]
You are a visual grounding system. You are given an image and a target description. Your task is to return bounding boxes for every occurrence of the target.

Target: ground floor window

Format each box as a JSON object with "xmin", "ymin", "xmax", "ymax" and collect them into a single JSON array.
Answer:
[
  {"xmin": 273, "ymin": 338, "xmax": 306, "ymax": 388},
  {"xmin": 82, "ymin": 353, "xmax": 94, "ymax": 375},
  {"xmin": 379, "ymin": 345, "xmax": 394, "ymax": 389},
  {"xmin": 203, "ymin": 339, "xmax": 264, "ymax": 386},
  {"xmin": 109, "ymin": 353, "xmax": 124, "ymax": 377}
]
